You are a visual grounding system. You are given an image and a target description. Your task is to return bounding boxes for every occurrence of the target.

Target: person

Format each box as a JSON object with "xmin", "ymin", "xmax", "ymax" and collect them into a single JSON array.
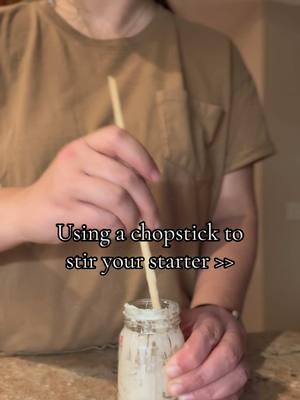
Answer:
[{"xmin": 0, "ymin": 0, "xmax": 274, "ymax": 398}]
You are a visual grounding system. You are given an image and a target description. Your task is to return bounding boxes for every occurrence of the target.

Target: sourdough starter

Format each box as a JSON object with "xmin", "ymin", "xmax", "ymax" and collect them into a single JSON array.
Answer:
[{"xmin": 118, "ymin": 299, "xmax": 184, "ymax": 400}]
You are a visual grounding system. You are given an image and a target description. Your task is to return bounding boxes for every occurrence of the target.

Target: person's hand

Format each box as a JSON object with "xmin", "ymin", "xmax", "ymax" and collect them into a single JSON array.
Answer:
[
  {"xmin": 165, "ymin": 305, "xmax": 249, "ymax": 400},
  {"xmin": 15, "ymin": 126, "xmax": 160, "ymax": 245}
]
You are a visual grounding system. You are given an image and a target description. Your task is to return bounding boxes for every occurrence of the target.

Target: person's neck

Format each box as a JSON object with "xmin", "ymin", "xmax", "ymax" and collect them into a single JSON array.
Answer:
[{"xmin": 54, "ymin": 0, "xmax": 156, "ymax": 39}]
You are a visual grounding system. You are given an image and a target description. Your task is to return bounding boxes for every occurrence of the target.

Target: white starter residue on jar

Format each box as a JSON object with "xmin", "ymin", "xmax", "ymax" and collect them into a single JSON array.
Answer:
[{"xmin": 118, "ymin": 299, "xmax": 184, "ymax": 400}]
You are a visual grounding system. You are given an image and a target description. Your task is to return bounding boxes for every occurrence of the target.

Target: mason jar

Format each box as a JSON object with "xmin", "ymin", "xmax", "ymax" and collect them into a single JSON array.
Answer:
[{"xmin": 118, "ymin": 299, "xmax": 185, "ymax": 400}]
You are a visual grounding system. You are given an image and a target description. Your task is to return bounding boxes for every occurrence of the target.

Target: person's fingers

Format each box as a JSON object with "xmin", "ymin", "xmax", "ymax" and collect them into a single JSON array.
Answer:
[
  {"xmin": 78, "ymin": 146, "xmax": 160, "ymax": 229},
  {"xmin": 220, "ymin": 387, "xmax": 245, "ymax": 400},
  {"xmin": 167, "ymin": 327, "xmax": 244, "ymax": 396},
  {"xmin": 74, "ymin": 202, "xmax": 126, "ymax": 233},
  {"xmin": 166, "ymin": 315, "xmax": 224, "ymax": 379},
  {"xmin": 83, "ymin": 126, "xmax": 160, "ymax": 182},
  {"xmin": 196, "ymin": 326, "xmax": 245, "ymax": 383},
  {"xmin": 171, "ymin": 361, "xmax": 249, "ymax": 400},
  {"xmin": 220, "ymin": 395, "xmax": 239, "ymax": 400},
  {"xmin": 74, "ymin": 174, "xmax": 140, "ymax": 232}
]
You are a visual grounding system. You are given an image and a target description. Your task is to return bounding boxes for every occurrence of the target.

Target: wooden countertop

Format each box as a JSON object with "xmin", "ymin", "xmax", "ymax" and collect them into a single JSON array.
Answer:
[{"xmin": 0, "ymin": 332, "xmax": 299, "ymax": 400}]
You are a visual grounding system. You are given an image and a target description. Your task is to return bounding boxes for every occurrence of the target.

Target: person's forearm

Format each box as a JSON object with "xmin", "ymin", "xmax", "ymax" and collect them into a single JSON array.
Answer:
[
  {"xmin": 0, "ymin": 188, "xmax": 25, "ymax": 252},
  {"xmin": 191, "ymin": 213, "xmax": 258, "ymax": 313}
]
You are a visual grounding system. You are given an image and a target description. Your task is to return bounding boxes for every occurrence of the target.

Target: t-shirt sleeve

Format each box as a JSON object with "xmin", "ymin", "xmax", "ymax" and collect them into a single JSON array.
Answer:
[{"xmin": 224, "ymin": 43, "xmax": 275, "ymax": 173}]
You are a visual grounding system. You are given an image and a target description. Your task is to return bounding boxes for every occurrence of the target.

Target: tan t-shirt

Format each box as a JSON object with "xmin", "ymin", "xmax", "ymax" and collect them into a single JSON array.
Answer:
[{"xmin": 0, "ymin": 0, "xmax": 274, "ymax": 355}]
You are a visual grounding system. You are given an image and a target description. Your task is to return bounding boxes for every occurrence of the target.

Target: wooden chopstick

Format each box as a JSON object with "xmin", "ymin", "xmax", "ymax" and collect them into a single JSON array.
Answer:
[{"xmin": 108, "ymin": 76, "xmax": 161, "ymax": 310}]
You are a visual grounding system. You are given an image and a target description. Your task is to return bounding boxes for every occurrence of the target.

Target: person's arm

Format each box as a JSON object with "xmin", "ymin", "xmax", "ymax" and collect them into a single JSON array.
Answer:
[
  {"xmin": 165, "ymin": 165, "xmax": 256, "ymax": 400},
  {"xmin": 191, "ymin": 165, "xmax": 257, "ymax": 312}
]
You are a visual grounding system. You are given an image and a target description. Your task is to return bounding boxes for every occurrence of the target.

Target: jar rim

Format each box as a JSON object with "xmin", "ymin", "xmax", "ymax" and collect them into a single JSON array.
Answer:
[{"xmin": 123, "ymin": 298, "xmax": 180, "ymax": 322}]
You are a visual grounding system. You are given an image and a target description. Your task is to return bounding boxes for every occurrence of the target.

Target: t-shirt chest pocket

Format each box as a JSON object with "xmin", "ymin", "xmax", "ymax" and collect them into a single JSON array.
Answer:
[{"xmin": 155, "ymin": 89, "xmax": 223, "ymax": 181}]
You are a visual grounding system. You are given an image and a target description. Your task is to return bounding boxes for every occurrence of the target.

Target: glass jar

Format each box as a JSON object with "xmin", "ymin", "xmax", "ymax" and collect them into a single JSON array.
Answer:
[{"xmin": 118, "ymin": 299, "xmax": 184, "ymax": 400}]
